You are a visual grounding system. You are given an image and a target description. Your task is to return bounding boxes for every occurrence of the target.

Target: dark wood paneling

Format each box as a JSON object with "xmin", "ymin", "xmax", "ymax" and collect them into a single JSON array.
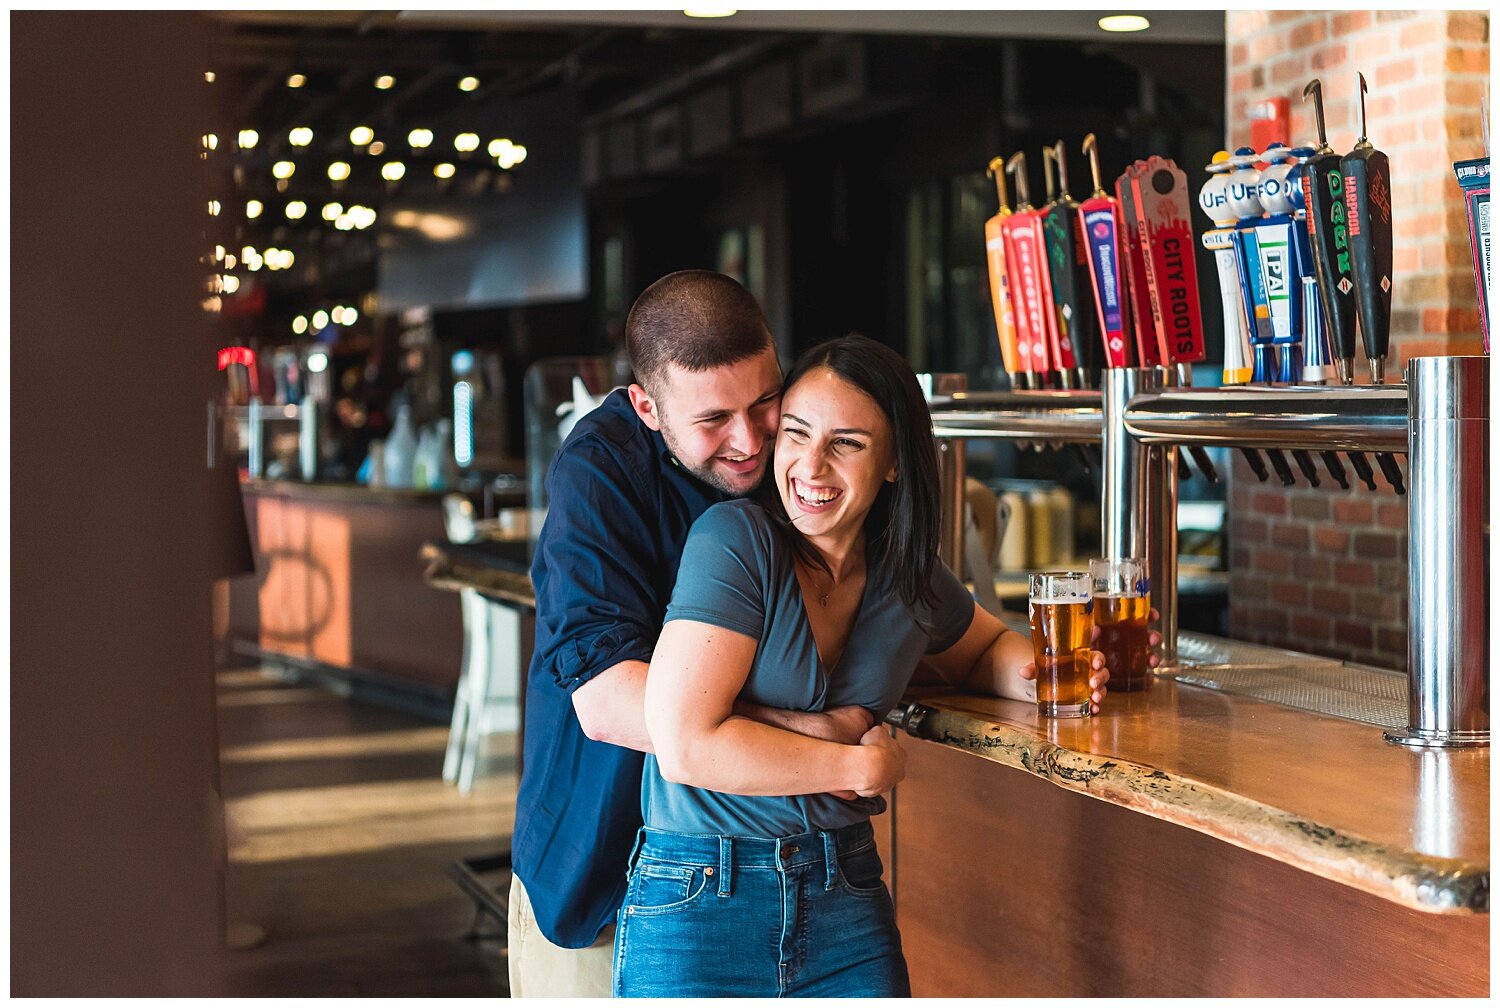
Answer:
[{"xmin": 893, "ymin": 739, "xmax": 1488, "ymax": 998}]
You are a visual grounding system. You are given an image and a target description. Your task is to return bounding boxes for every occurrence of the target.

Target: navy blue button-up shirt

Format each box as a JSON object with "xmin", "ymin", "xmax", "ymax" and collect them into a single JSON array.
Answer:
[{"xmin": 512, "ymin": 388, "xmax": 725, "ymax": 948}]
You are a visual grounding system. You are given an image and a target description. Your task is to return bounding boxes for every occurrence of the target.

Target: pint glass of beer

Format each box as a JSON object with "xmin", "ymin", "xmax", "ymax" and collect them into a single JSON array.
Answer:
[
  {"xmin": 1027, "ymin": 571, "xmax": 1094, "ymax": 718},
  {"xmin": 1090, "ymin": 558, "xmax": 1152, "ymax": 692}
]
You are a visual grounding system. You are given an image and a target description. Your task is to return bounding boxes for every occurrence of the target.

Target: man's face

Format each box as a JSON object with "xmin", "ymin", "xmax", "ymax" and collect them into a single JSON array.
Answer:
[{"xmin": 629, "ymin": 347, "xmax": 783, "ymax": 497}]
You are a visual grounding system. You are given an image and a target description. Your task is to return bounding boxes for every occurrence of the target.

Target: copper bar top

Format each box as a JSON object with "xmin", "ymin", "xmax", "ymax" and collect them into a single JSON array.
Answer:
[{"xmin": 896, "ymin": 667, "xmax": 1489, "ymax": 915}]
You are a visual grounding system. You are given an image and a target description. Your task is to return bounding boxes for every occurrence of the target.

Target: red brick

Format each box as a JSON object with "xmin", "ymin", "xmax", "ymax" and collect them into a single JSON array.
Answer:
[
  {"xmin": 1333, "ymin": 559, "xmax": 1377, "ymax": 587},
  {"xmin": 1291, "ymin": 20, "xmax": 1327, "ymax": 48},
  {"xmin": 1309, "ymin": 43, "xmax": 1350, "ymax": 72},
  {"xmin": 1333, "ymin": 620, "xmax": 1375, "ymax": 650},
  {"xmin": 1449, "ymin": 79, "xmax": 1489, "ymax": 106},
  {"xmin": 1332, "ymin": 499, "xmax": 1374, "ymax": 524},
  {"xmin": 1353, "ymin": 531, "xmax": 1401, "ymax": 560},
  {"xmin": 1293, "ymin": 554, "xmax": 1332, "ymax": 581},
  {"xmin": 1376, "ymin": 56, "xmax": 1419, "ymax": 88},
  {"xmin": 1271, "ymin": 56, "xmax": 1308, "ymax": 86},
  {"xmin": 1232, "ymin": 42, "xmax": 1250, "ymax": 66},
  {"xmin": 1291, "ymin": 613, "xmax": 1332, "ymax": 640},
  {"xmin": 1445, "ymin": 46, "xmax": 1491, "ymax": 75},
  {"xmin": 1231, "ymin": 546, "xmax": 1252, "ymax": 568},
  {"xmin": 1314, "ymin": 526, "xmax": 1350, "ymax": 553},
  {"xmin": 1272, "ymin": 580, "xmax": 1308, "ymax": 606},
  {"xmin": 1322, "ymin": 588, "xmax": 1353, "ymax": 616},
  {"xmin": 1399, "ymin": 18, "xmax": 1443, "ymax": 48},
  {"xmin": 1375, "ymin": 502, "xmax": 1407, "ymax": 529},
  {"xmin": 1333, "ymin": 11, "xmax": 1372, "ymax": 35},
  {"xmin": 1253, "ymin": 548, "xmax": 1291, "ymax": 575},
  {"xmin": 1377, "ymin": 626, "xmax": 1409, "ymax": 658},
  {"xmin": 1236, "ymin": 517, "xmax": 1269, "ymax": 546},
  {"xmin": 1377, "ymin": 10, "xmax": 1415, "ymax": 23},
  {"xmin": 1234, "ymin": 574, "xmax": 1269, "ymax": 601},
  {"xmin": 1252, "ymin": 607, "xmax": 1290, "ymax": 635},
  {"xmin": 1271, "ymin": 523, "xmax": 1310, "ymax": 549},
  {"xmin": 1394, "ymin": 247, "xmax": 1420, "ymax": 272},
  {"xmin": 1290, "ymin": 495, "xmax": 1330, "ymax": 521},
  {"xmin": 1252, "ymin": 491, "xmax": 1289, "ymax": 517},
  {"xmin": 1447, "ymin": 12, "xmax": 1489, "ymax": 42}
]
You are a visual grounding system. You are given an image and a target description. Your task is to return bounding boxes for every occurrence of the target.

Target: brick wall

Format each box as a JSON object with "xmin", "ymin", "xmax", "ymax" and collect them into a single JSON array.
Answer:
[{"xmin": 1223, "ymin": 10, "xmax": 1486, "ymax": 670}]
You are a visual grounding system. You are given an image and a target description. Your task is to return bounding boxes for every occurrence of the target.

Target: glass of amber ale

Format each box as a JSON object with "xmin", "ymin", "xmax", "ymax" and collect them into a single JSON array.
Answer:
[
  {"xmin": 1027, "ymin": 571, "xmax": 1094, "ymax": 718},
  {"xmin": 1090, "ymin": 558, "xmax": 1152, "ymax": 691}
]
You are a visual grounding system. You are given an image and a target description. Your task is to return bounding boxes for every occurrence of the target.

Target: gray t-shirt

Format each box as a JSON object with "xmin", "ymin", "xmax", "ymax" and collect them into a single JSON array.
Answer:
[{"xmin": 643, "ymin": 498, "xmax": 974, "ymax": 838}]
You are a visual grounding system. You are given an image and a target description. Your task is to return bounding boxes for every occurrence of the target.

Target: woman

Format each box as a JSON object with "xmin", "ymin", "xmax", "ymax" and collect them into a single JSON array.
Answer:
[{"xmin": 613, "ymin": 336, "xmax": 1110, "ymax": 997}]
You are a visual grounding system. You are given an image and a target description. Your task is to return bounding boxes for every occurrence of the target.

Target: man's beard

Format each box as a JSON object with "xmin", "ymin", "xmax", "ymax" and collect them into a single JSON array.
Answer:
[{"xmin": 659, "ymin": 423, "xmax": 767, "ymax": 498}]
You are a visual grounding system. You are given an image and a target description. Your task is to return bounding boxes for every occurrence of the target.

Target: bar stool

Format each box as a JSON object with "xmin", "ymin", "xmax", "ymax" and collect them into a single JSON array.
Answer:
[{"xmin": 440, "ymin": 494, "xmax": 520, "ymax": 794}]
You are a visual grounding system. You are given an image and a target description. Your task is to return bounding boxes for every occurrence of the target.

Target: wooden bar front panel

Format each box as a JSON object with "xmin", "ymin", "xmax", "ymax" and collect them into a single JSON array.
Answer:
[{"xmin": 892, "ymin": 739, "xmax": 1488, "ymax": 997}]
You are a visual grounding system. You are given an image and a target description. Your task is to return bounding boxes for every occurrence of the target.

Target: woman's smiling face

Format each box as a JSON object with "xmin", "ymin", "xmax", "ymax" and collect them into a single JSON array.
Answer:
[{"xmin": 774, "ymin": 366, "xmax": 897, "ymax": 547}]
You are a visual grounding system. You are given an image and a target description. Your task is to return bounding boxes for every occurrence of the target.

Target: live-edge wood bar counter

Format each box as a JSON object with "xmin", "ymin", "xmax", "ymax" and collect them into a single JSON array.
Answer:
[{"xmin": 418, "ymin": 541, "xmax": 1488, "ymax": 997}]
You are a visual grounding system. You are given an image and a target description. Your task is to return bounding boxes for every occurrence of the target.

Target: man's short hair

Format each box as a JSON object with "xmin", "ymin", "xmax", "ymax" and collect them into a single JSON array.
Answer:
[{"xmin": 625, "ymin": 270, "xmax": 774, "ymax": 394}]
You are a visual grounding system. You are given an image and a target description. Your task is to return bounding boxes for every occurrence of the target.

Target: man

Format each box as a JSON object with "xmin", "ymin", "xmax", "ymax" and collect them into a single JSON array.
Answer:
[{"xmin": 508, "ymin": 271, "xmax": 901, "ymax": 996}]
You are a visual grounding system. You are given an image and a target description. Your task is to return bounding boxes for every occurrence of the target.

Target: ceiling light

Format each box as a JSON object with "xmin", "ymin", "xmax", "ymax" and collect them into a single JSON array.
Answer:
[
  {"xmin": 306, "ymin": 350, "xmax": 330, "ymax": 373},
  {"xmin": 381, "ymin": 162, "xmax": 406, "ymax": 182},
  {"xmin": 202, "ymin": 133, "xmax": 218, "ymax": 150},
  {"xmin": 241, "ymin": 245, "xmax": 256, "ymax": 260},
  {"xmin": 1098, "ymin": 14, "xmax": 1150, "ymax": 32},
  {"xmin": 207, "ymin": 200, "xmax": 221, "ymax": 216},
  {"xmin": 287, "ymin": 73, "xmax": 307, "ymax": 88},
  {"xmin": 221, "ymin": 274, "xmax": 241, "ymax": 294},
  {"xmin": 374, "ymin": 74, "xmax": 395, "ymax": 90},
  {"xmin": 289, "ymin": 126, "xmax": 314, "ymax": 146},
  {"xmin": 322, "ymin": 201, "xmax": 343, "ymax": 221},
  {"xmin": 285, "ymin": 201, "xmax": 307, "ymax": 220},
  {"xmin": 293, "ymin": 315, "xmax": 309, "ymax": 335},
  {"xmin": 238, "ymin": 129, "xmax": 259, "ymax": 149},
  {"xmin": 458, "ymin": 76, "xmax": 479, "ymax": 92},
  {"xmin": 272, "ymin": 160, "xmax": 295, "ymax": 179},
  {"xmin": 330, "ymin": 307, "xmax": 346, "ymax": 325},
  {"xmin": 349, "ymin": 125, "xmax": 374, "ymax": 146},
  {"xmin": 246, "ymin": 199, "xmax": 263, "ymax": 219},
  {"xmin": 214, "ymin": 245, "xmax": 226, "ymax": 261},
  {"xmin": 204, "ymin": 70, "xmax": 216, "ymax": 83},
  {"xmin": 343, "ymin": 307, "xmax": 359, "ymax": 325},
  {"xmin": 684, "ymin": 6, "xmax": 737, "ymax": 17},
  {"xmin": 434, "ymin": 162, "xmax": 456, "ymax": 179},
  {"xmin": 368, "ymin": 140, "xmax": 386, "ymax": 156},
  {"xmin": 407, "ymin": 128, "xmax": 433, "ymax": 149},
  {"xmin": 224, "ymin": 254, "xmax": 237, "ymax": 270},
  {"xmin": 328, "ymin": 161, "xmax": 351, "ymax": 181},
  {"xmin": 488, "ymin": 138, "xmax": 512, "ymax": 158},
  {"xmin": 312, "ymin": 309, "xmax": 330, "ymax": 331},
  {"xmin": 335, "ymin": 215, "xmax": 355, "ymax": 231},
  {"xmin": 454, "ymin": 132, "xmax": 480, "ymax": 153}
]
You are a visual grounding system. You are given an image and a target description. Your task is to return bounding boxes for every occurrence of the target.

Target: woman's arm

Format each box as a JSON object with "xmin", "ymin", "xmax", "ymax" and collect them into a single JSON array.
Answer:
[
  {"xmin": 645, "ymin": 619, "xmax": 905, "ymax": 797},
  {"xmin": 918, "ymin": 600, "xmax": 1109, "ymax": 712}
]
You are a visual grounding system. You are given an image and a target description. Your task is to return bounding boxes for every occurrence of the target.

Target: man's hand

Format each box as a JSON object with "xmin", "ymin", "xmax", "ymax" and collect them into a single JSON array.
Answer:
[
  {"xmin": 853, "ymin": 724, "xmax": 906, "ymax": 798},
  {"xmin": 753, "ymin": 704, "xmax": 874, "ymax": 801},
  {"xmin": 1015, "ymin": 607, "xmax": 1167, "ymax": 715}
]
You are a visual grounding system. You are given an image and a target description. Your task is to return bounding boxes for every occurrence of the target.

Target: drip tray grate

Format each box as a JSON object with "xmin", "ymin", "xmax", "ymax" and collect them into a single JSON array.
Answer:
[{"xmin": 1162, "ymin": 636, "xmax": 1408, "ymax": 729}]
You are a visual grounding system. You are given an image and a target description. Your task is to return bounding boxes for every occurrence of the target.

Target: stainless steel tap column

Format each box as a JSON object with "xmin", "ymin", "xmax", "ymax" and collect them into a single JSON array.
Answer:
[
  {"xmin": 1103, "ymin": 368, "xmax": 1176, "ymax": 662},
  {"xmin": 937, "ymin": 437, "xmax": 967, "ymax": 575},
  {"xmin": 1386, "ymin": 356, "xmax": 1489, "ymax": 749}
]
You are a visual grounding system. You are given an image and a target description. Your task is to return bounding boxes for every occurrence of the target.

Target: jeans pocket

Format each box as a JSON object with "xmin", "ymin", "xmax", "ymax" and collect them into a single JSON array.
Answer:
[
  {"xmin": 624, "ymin": 862, "xmax": 708, "ymax": 917},
  {"xmin": 836, "ymin": 843, "xmax": 889, "ymax": 898}
]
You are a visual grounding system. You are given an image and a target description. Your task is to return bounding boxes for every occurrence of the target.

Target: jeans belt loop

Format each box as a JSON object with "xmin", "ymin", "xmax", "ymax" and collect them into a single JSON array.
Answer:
[
  {"xmin": 717, "ymin": 836, "xmax": 733, "ymax": 897},
  {"xmin": 822, "ymin": 829, "xmax": 839, "ymax": 891},
  {"xmin": 625, "ymin": 827, "xmax": 646, "ymax": 881}
]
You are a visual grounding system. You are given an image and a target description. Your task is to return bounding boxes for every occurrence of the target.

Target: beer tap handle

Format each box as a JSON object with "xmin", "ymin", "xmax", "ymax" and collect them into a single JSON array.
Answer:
[
  {"xmin": 1291, "ymin": 449, "xmax": 1321, "ymax": 487},
  {"xmin": 1240, "ymin": 447, "xmax": 1271, "ymax": 482},
  {"xmin": 1376, "ymin": 452, "xmax": 1407, "ymax": 495},
  {"xmin": 1319, "ymin": 450, "xmax": 1351, "ymax": 490},
  {"xmin": 1265, "ymin": 448, "xmax": 1297, "ymax": 486},
  {"xmin": 1341, "ymin": 71, "xmax": 1394, "ymax": 384},
  {"xmin": 1187, "ymin": 445, "xmax": 1220, "ymax": 484},
  {"xmin": 1347, "ymin": 451, "xmax": 1379, "ymax": 491}
]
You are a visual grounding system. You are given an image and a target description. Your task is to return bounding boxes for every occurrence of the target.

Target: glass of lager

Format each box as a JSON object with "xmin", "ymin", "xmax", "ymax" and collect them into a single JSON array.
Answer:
[
  {"xmin": 1027, "ymin": 571, "xmax": 1094, "ymax": 718},
  {"xmin": 1090, "ymin": 558, "xmax": 1152, "ymax": 692}
]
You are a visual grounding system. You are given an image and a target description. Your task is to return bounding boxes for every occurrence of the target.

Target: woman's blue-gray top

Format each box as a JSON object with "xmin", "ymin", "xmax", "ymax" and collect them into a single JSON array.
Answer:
[{"xmin": 643, "ymin": 498, "xmax": 975, "ymax": 838}]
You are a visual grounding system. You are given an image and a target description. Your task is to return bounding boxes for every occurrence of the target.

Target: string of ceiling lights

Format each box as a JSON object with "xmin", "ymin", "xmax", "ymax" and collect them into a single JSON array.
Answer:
[{"xmin": 199, "ymin": 68, "xmax": 530, "ymax": 322}]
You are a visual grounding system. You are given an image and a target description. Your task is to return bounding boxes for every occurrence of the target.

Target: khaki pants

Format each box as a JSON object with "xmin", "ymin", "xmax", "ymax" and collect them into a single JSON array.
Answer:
[{"xmin": 507, "ymin": 873, "xmax": 615, "ymax": 998}]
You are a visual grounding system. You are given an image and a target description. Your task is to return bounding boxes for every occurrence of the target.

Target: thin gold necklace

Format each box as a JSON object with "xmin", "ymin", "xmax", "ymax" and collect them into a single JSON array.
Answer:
[{"xmin": 798, "ymin": 558, "xmax": 838, "ymax": 607}]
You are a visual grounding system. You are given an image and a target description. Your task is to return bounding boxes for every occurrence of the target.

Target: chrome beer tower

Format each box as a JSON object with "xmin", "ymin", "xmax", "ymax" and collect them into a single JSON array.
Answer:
[{"xmin": 930, "ymin": 356, "xmax": 1489, "ymax": 748}]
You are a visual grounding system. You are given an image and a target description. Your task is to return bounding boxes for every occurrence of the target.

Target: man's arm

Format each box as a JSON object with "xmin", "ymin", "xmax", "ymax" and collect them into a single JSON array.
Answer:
[{"xmin": 574, "ymin": 659, "xmax": 874, "ymax": 751}]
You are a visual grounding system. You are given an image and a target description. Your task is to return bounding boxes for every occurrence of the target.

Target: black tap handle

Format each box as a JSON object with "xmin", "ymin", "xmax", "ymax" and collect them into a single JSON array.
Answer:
[
  {"xmin": 1319, "ymin": 450, "xmax": 1350, "ymax": 490},
  {"xmin": 1240, "ymin": 447, "xmax": 1271, "ymax": 482},
  {"xmin": 1265, "ymin": 449, "xmax": 1297, "ymax": 486},
  {"xmin": 1186, "ymin": 445, "xmax": 1220, "ymax": 484},
  {"xmin": 1292, "ymin": 449, "xmax": 1321, "ymax": 487},
  {"xmin": 1340, "ymin": 78, "xmax": 1393, "ymax": 383},
  {"xmin": 1376, "ymin": 452, "xmax": 1406, "ymax": 495},
  {"xmin": 1348, "ymin": 451, "xmax": 1378, "ymax": 491}
]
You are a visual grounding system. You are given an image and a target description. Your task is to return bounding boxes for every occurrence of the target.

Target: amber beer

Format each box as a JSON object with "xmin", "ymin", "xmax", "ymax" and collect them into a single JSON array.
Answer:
[
  {"xmin": 1028, "ymin": 571, "xmax": 1094, "ymax": 718},
  {"xmin": 1091, "ymin": 558, "xmax": 1152, "ymax": 691}
]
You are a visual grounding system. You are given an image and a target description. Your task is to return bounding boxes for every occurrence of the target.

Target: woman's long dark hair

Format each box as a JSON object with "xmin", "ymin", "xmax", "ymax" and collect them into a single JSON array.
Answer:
[{"xmin": 758, "ymin": 335, "xmax": 941, "ymax": 609}]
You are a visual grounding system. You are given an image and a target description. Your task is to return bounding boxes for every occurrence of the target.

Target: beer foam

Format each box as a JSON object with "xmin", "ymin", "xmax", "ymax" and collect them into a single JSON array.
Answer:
[{"xmin": 1029, "ymin": 586, "xmax": 1092, "ymax": 605}]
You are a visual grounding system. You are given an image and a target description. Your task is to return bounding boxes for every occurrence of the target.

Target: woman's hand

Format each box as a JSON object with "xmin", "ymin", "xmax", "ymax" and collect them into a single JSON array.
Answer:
[
  {"xmin": 1017, "ymin": 651, "xmax": 1110, "ymax": 714},
  {"xmin": 853, "ymin": 724, "xmax": 906, "ymax": 798}
]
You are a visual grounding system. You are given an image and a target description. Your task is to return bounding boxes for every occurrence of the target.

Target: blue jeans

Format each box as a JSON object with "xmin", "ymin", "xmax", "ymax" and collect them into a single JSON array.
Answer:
[{"xmin": 612, "ymin": 820, "xmax": 909, "ymax": 998}]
